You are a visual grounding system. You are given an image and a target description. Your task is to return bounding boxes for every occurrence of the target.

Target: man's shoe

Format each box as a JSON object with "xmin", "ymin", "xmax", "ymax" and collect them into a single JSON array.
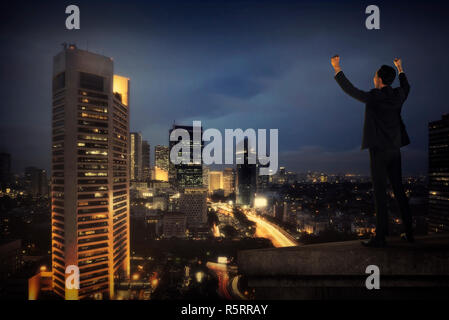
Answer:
[
  {"xmin": 400, "ymin": 232, "xmax": 415, "ymax": 243},
  {"xmin": 361, "ymin": 237, "xmax": 386, "ymax": 248}
]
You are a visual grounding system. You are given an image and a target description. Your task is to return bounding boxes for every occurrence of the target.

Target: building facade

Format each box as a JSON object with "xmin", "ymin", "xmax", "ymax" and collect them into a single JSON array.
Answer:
[
  {"xmin": 428, "ymin": 114, "xmax": 449, "ymax": 233},
  {"xmin": 179, "ymin": 187, "xmax": 208, "ymax": 229},
  {"xmin": 236, "ymin": 138, "xmax": 257, "ymax": 206},
  {"xmin": 25, "ymin": 167, "xmax": 48, "ymax": 197},
  {"xmin": 130, "ymin": 132, "xmax": 142, "ymax": 181},
  {"xmin": 169, "ymin": 124, "xmax": 203, "ymax": 189},
  {"xmin": 223, "ymin": 167, "xmax": 235, "ymax": 197},
  {"xmin": 51, "ymin": 45, "xmax": 130, "ymax": 299},
  {"xmin": 208, "ymin": 171, "xmax": 223, "ymax": 194},
  {"xmin": 142, "ymin": 140, "xmax": 150, "ymax": 182}
]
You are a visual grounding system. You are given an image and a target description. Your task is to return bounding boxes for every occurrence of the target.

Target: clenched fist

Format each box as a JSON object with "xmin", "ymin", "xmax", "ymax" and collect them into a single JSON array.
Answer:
[
  {"xmin": 394, "ymin": 58, "xmax": 403, "ymax": 73},
  {"xmin": 331, "ymin": 55, "xmax": 341, "ymax": 74}
]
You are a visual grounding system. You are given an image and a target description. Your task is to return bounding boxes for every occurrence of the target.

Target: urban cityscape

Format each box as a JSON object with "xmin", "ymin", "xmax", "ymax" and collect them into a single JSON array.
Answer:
[
  {"xmin": 1, "ymin": 0, "xmax": 449, "ymax": 306},
  {"xmin": 0, "ymin": 44, "xmax": 447, "ymax": 300}
]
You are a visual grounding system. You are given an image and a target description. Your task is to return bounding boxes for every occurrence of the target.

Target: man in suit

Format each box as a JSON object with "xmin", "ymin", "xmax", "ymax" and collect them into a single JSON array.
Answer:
[{"xmin": 331, "ymin": 55, "xmax": 414, "ymax": 247}]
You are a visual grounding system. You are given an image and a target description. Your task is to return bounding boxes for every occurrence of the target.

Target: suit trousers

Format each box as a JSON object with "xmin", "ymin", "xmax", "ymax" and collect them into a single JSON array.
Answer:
[{"xmin": 369, "ymin": 148, "xmax": 413, "ymax": 239}]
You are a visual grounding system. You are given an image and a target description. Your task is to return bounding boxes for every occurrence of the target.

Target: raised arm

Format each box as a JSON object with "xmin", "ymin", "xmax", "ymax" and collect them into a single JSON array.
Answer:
[
  {"xmin": 331, "ymin": 55, "xmax": 371, "ymax": 103},
  {"xmin": 394, "ymin": 58, "xmax": 410, "ymax": 100}
]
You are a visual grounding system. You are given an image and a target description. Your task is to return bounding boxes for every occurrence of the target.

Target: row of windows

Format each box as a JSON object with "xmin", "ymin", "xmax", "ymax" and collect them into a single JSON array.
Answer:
[
  {"xmin": 78, "ymin": 97, "xmax": 108, "ymax": 107},
  {"xmin": 79, "ymin": 112, "xmax": 108, "ymax": 121},
  {"xmin": 78, "ymin": 127, "xmax": 108, "ymax": 135},
  {"xmin": 78, "ymin": 185, "xmax": 108, "ymax": 192},
  {"xmin": 78, "ymin": 228, "xmax": 108, "ymax": 238},
  {"xmin": 78, "ymin": 164, "xmax": 108, "ymax": 170},
  {"xmin": 78, "ymin": 179, "xmax": 108, "ymax": 186}
]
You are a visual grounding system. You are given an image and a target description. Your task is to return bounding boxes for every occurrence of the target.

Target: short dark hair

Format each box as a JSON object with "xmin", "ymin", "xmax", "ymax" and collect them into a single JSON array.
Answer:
[{"xmin": 377, "ymin": 65, "xmax": 396, "ymax": 86}]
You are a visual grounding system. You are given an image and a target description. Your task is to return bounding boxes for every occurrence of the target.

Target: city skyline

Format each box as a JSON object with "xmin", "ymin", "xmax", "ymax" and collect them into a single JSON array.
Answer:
[{"xmin": 1, "ymin": 0, "xmax": 449, "ymax": 175}]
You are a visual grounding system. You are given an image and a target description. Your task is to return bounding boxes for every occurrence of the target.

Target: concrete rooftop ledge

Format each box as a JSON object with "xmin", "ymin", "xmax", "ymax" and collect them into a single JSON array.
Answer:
[{"xmin": 237, "ymin": 235, "xmax": 449, "ymax": 299}]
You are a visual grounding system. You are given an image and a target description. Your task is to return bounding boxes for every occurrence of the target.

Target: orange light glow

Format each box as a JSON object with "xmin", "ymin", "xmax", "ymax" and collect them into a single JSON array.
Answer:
[{"xmin": 113, "ymin": 75, "xmax": 130, "ymax": 106}]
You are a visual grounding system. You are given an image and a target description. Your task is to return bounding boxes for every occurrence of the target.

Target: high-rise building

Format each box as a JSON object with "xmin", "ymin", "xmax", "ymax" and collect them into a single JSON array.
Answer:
[
  {"xmin": 154, "ymin": 145, "xmax": 169, "ymax": 181},
  {"xmin": 142, "ymin": 140, "xmax": 150, "ymax": 182},
  {"xmin": 51, "ymin": 44, "xmax": 130, "ymax": 299},
  {"xmin": 209, "ymin": 171, "xmax": 223, "ymax": 194},
  {"xmin": 223, "ymin": 167, "xmax": 235, "ymax": 196},
  {"xmin": 25, "ymin": 167, "xmax": 48, "ymax": 197},
  {"xmin": 236, "ymin": 138, "xmax": 257, "ymax": 206},
  {"xmin": 179, "ymin": 187, "xmax": 208, "ymax": 228},
  {"xmin": 428, "ymin": 114, "xmax": 449, "ymax": 233},
  {"xmin": 0, "ymin": 152, "xmax": 11, "ymax": 189},
  {"xmin": 155, "ymin": 145, "xmax": 169, "ymax": 172},
  {"xmin": 130, "ymin": 132, "xmax": 142, "ymax": 181},
  {"xmin": 169, "ymin": 124, "xmax": 203, "ymax": 189}
]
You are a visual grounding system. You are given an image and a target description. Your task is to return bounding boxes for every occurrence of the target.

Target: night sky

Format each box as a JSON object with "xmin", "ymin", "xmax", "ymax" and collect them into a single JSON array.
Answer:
[{"xmin": 1, "ymin": 0, "xmax": 448, "ymax": 175}]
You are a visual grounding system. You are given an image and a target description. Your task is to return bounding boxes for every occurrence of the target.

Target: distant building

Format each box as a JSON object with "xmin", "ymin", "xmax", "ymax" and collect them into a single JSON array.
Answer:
[
  {"xmin": 162, "ymin": 212, "xmax": 187, "ymax": 238},
  {"xmin": 169, "ymin": 124, "xmax": 203, "ymax": 189},
  {"xmin": 209, "ymin": 171, "xmax": 223, "ymax": 194},
  {"xmin": 155, "ymin": 145, "xmax": 170, "ymax": 172},
  {"xmin": 24, "ymin": 167, "xmax": 48, "ymax": 197},
  {"xmin": 428, "ymin": 114, "xmax": 449, "ymax": 233},
  {"xmin": 0, "ymin": 152, "xmax": 11, "ymax": 189},
  {"xmin": 130, "ymin": 132, "xmax": 143, "ymax": 181},
  {"xmin": 179, "ymin": 187, "xmax": 207, "ymax": 228},
  {"xmin": 202, "ymin": 165, "xmax": 209, "ymax": 189},
  {"xmin": 142, "ymin": 140, "xmax": 150, "ymax": 181},
  {"xmin": 236, "ymin": 137, "xmax": 257, "ymax": 206},
  {"xmin": 223, "ymin": 167, "xmax": 235, "ymax": 196},
  {"xmin": 0, "ymin": 239, "xmax": 22, "ymax": 280}
]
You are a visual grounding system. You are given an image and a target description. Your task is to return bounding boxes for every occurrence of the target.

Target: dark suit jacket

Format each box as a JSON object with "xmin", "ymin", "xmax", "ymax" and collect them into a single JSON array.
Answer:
[{"xmin": 334, "ymin": 71, "xmax": 411, "ymax": 150}]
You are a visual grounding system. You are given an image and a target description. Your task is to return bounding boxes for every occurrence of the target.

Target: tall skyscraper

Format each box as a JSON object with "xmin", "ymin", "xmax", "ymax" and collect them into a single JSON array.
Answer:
[
  {"xmin": 51, "ymin": 44, "xmax": 130, "ymax": 299},
  {"xmin": 236, "ymin": 137, "xmax": 257, "ymax": 206},
  {"xmin": 130, "ymin": 132, "xmax": 142, "ymax": 181},
  {"xmin": 428, "ymin": 114, "xmax": 449, "ymax": 233},
  {"xmin": 142, "ymin": 140, "xmax": 150, "ymax": 182},
  {"xmin": 154, "ymin": 145, "xmax": 169, "ymax": 181},
  {"xmin": 223, "ymin": 167, "xmax": 235, "ymax": 196},
  {"xmin": 208, "ymin": 171, "xmax": 223, "ymax": 193},
  {"xmin": 169, "ymin": 124, "xmax": 203, "ymax": 189},
  {"xmin": 0, "ymin": 152, "xmax": 11, "ymax": 189}
]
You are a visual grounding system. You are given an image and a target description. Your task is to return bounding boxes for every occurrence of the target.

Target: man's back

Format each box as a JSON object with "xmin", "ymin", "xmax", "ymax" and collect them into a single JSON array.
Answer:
[{"xmin": 334, "ymin": 71, "xmax": 411, "ymax": 149}]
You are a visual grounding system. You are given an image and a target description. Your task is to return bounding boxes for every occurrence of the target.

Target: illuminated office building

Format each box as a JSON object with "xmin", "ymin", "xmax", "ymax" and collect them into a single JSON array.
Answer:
[
  {"xmin": 155, "ymin": 145, "xmax": 169, "ymax": 172},
  {"xmin": 223, "ymin": 167, "xmax": 235, "ymax": 196},
  {"xmin": 209, "ymin": 171, "xmax": 223, "ymax": 194},
  {"xmin": 428, "ymin": 114, "xmax": 449, "ymax": 233},
  {"xmin": 169, "ymin": 124, "xmax": 203, "ymax": 189},
  {"xmin": 155, "ymin": 145, "xmax": 169, "ymax": 181},
  {"xmin": 51, "ymin": 44, "xmax": 130, "ymax": 299}
]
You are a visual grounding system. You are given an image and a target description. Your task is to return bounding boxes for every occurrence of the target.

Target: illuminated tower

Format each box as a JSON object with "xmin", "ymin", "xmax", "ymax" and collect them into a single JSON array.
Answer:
[
  {"xmin": 169, "ymin": 124, "xmax": 203, "ymax": 189},
  {"xmin": 51, "ymin": 44, "xmax": 130, "ymax": 299}
]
